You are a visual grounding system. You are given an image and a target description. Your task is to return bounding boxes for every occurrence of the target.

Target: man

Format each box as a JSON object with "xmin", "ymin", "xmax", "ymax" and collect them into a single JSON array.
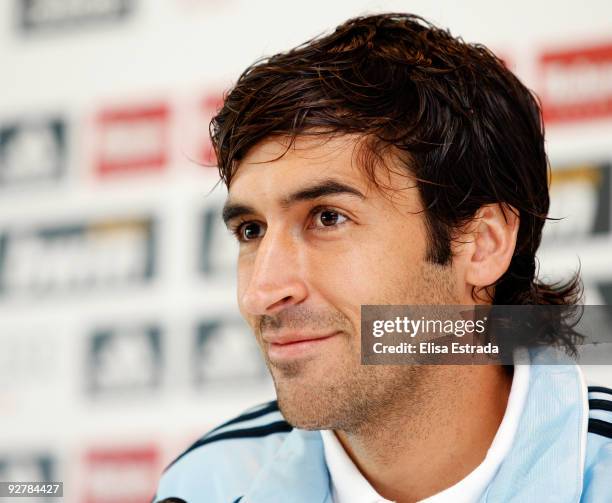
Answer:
[{"xmin": 154, "ymin": 13, "xmax": 612, "ymax": 502}]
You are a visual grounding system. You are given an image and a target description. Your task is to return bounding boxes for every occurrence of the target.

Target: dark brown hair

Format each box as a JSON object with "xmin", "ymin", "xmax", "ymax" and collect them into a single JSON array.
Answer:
[{"xmin": 210, "ymin": 14, "xmax": 582, "ymax": 322}]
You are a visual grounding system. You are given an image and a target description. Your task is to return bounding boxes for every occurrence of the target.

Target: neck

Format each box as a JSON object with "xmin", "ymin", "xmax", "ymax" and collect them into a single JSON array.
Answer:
[{"xmin": 335, "ymin": 365, "xmax": 513, "ymax": 503}]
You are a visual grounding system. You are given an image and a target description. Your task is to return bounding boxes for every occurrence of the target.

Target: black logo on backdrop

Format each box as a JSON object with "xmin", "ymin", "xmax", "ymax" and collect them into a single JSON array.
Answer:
[
  {"xmin": 194, "ymin": 318, "xmax": 267, "ymax": 384},
  {"xmin": 0, "ymin": 117, "xmax": 66, "ymax": 186},
  {"xmin": 87, "ymin": 325, "xmax": 162, "ymax": 395},
  {"xmin": 596, "ymin": 281, "xmax": 612, "ymax": 305},
  {"xmin": 0, "ymin": 217, "xmax": 156, "ymax": 295},
  {"xmin": 17, "ymin": 0, "xmax": 134, "ymax": 33},
  {"xmin": 545, "ymin": 163, "xmax": 611, "ymax": 241},
  {"xmin": 0, "ymin": 454, "xmax": 55, "ymax": 483},
  {"xmin": 199, "ymin": 206, "xmax": 237, "ymax": 277}
]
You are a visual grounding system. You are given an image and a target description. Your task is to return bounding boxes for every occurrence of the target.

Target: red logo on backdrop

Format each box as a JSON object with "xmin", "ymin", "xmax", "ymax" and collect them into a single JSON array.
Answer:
[
  {"xmin": 540, "ymin": 42, "xmax": 612, "ymax": 123},
  {"xmin": 83, "ymin": 446, "xmax": 159, "ymax": 503},
  {"xmin": 201, "ymin": 94, "xmax": 223, "ymax": 166},
  {"xmin": 96, "ymin": 104, "xmax": 170, "ymax": 175}
]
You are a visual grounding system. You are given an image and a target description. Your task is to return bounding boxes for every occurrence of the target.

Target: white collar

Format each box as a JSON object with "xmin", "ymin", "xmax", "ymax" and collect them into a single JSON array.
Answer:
[
  {"xmin": 321, "ymin": 427, "xmax": 393, "ymax": 503},
  {"xmin": 321, "ymin": 361, "xmax": 530, "ymax": 503}
]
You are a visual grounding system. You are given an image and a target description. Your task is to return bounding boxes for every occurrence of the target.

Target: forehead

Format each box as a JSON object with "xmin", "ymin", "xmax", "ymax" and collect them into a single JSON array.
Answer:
[
  {"xmin": 229, "ymin": 135, "xmax": 370, "ymax": 197},
  {"xmin": 223, "ymin": 133, "xmax": 425, "ymax": 237}
]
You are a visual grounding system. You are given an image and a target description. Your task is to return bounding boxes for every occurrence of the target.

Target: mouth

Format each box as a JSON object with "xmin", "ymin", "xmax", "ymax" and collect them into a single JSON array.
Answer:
[{"xmin": 265, "ymin": 332, "xmax": 340, "ymax": 361}]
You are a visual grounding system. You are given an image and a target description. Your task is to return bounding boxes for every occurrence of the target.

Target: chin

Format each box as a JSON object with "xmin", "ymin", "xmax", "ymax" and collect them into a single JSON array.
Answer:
[
  {"xmin": 273, "ymin": 377, "xmax": 344, "ymax": 430},
  {"xmin": 277, "ymin": 399, "xmax": 329, "ymax": 430}
]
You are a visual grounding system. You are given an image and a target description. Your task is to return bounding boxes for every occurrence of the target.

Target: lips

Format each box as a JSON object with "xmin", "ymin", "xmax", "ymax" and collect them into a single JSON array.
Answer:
[
  {"xmin": 264, "ymin": 332, "xmax": 337, "ymax": 345},
  {"xmin": 264, "ymin": 332, "xmax": 339, "ymax": 361}
]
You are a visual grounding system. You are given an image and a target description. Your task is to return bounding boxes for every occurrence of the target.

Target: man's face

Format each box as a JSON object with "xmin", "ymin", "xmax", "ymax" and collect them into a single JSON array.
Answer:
[{"xmin": 224, "ymin": 135, "xmax": 462, "ymax": 431}]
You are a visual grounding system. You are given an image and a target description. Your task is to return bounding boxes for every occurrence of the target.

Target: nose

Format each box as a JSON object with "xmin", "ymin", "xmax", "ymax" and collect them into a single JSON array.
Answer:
[{"xmin": 239, "ymin": 226, "xmax": 308, "ymax": 316}]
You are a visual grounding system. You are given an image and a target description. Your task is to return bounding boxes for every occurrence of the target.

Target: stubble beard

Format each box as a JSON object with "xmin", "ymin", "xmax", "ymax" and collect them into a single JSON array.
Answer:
[{"xmin": 258, "ymin": 261, "xmax": 460, "ymax": 434}]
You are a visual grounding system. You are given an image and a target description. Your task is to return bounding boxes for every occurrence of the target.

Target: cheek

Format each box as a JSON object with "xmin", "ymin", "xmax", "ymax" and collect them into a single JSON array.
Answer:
[
  {"xmin": 235, "ymin": 258, "xmax": 252, "ymax": 315},
  {"xmin": 308, "ymin": 225, "xmax": 427, "ymax": 306},
  {"xmin": 307, "ymin": 241, "xmax": 384, "ymax": 315}
]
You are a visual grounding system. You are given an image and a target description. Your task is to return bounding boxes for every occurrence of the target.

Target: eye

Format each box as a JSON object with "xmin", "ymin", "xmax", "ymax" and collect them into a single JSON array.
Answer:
[
  {"xmin": 233, "ymin": 221, "xmax": 265, "ymax": 242},
  {"xmin": 311, "ymin": 208, "xmax": 348, "ymax": 228}
]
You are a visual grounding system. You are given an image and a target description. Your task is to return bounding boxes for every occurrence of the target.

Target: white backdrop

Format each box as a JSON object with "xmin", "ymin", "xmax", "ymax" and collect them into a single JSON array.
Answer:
[{"xmin": 1, "ymin": 1, "xmax": 612, "ymax": 501}]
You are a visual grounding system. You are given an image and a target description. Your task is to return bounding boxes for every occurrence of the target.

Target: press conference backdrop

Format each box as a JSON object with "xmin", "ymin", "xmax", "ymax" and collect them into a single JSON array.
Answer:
[{"xmin": 1, "ymin": 0, "xmax": 611, "ymax": 501}]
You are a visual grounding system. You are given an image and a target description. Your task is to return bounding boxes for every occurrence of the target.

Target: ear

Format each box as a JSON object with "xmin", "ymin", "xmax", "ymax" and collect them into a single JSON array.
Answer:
[{"xmin": 454, "ymin": 204, "xmax": 519, "ymax": 303}]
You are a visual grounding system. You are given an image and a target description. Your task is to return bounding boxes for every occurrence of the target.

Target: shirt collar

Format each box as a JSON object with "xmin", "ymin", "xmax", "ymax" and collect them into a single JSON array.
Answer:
[
  {"xmin": 321, "ymin": 429, "xmax": 392, "ymax": 503},
  {"xmin": 420, "ymin": 358, "xmax": 530, "ymax": 502},
  {"xmin": 241, "ymin": 428, "xmax": 332, "ymax": 503},
  {"xmin": 321, "ymin": 355, "xmax": 530, "ymax": 503},
  {"xmin": 242, "ymin": 347, "xmax": 588, "ymax": 503},
  {"xmin": 484, "ymin": 347, "xmax": 588, "ymax": 502}
]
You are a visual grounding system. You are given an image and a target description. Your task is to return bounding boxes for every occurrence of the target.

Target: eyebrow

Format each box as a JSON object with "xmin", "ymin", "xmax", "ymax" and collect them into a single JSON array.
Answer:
[{"xmin": 222, "ymin": 179, "xmax": 365, "ymax": 227}]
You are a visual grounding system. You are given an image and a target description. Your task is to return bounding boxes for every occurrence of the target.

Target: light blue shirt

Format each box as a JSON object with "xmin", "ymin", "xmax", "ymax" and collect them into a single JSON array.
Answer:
[
  {"xmin": 154, "ymin": 348, "xmax": 612, "ymax": 502},
  {"xmin": 321, "ymin": 359, "xmax": 530, "ymax": 503}
]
